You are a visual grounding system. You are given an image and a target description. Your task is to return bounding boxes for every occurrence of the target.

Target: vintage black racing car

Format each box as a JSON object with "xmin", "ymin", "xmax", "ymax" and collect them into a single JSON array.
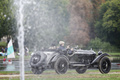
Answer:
[{"xmin": 30, "ymin": 49, "xmax": 111, "ymax": 74}]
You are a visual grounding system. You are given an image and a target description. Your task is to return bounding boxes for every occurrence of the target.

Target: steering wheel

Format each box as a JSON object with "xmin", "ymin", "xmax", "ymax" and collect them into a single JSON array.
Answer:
[{"xmin": 67, "ymin": 49, "xmax": 74, "ymax": 57}]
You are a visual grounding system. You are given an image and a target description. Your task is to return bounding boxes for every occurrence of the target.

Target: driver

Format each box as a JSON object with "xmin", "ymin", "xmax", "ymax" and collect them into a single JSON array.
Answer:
[
  {"xmin": 57, "ymin": 41, "xmax": 66, "ymax": 53},
  {"xmin": 57, "ymin": 41, "xmax": 74, "ymax": 55}
]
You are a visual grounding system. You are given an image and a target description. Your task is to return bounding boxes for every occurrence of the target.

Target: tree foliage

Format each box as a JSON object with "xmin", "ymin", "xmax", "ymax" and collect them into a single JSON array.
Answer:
[
  {"xmin": 0, "ymin": 0, "xmax": 16, "ymax": 40},
  {"xmin": 95, "ymin": 0, "xmax": 120, "ymax": 48},
  {"xmin": 67, "ymin": 0, "xmax": 93, "ymax": 47},
  {"xmin": 1, "ymin": 0, "xmax": 120, "ymax": 50},
  {"xmin": 88, "ymin": 0, "xmax": 106, "ymax": 39},
  {"xmin": 91, "ymin": 0, "xmax": 106, "ymax": 20},
  {"xmin": 88, "ymin": 37, "xmax": 119, "ymax": 52}
]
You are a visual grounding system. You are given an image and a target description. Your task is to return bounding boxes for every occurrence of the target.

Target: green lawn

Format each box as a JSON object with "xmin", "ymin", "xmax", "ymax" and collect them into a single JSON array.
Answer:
[
  {"xmin": 108, "ymin": 52, "xmax": 120, "ymax": 55},
  {"xmin": 5, "ymin": 78, "xmax": 120, "ymax": 80},
  {"xmin": 0, "ymin": 56, "xmax": 4, "ymax": 59},
  {"xmin": 0, "ymin": 70, "xmax": 120, "ymax": 80}
]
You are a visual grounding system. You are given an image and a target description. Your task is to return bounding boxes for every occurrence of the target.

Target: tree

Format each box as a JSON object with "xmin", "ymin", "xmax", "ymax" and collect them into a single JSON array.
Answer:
[
  {"xmin": 87, "ymin": 37, "xmax": 119, "ymax": 52},
  {"xmin": 90, "ymin": 0, "xmax": 106, "ymax": 38},
  {"xmin": 67, "ymin": 0, "xmax": 93, "ymax": 47},
  {"xmin": 0, "ymin": 0, "xmax": 16, "ymax": 41},
  {"xmin": 95, "ymin": 0, "xmax": 120, "ymax": 48},
  {"xmin": 91, "ymin": 0, "xmax": 106, "ymax": 20}
]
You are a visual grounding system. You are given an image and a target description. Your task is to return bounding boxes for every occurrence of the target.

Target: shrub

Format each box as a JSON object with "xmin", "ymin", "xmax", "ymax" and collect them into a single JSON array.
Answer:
[
  {"xmin": 87, "ymin": 38, "xmax": 120, "ymax": 52},
  {"xmin": 0, "ymin": 42, "xmax": 7, "ymax": 52},
  {"xmin": 0, "ymin": 42, "xmax": 7, "ymax": 47}
]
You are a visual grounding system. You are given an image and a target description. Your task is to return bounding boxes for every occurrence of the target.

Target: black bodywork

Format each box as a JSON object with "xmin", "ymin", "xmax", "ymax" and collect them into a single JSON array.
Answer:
[{"xmin": 30, "ymin": 49, "xmax": 111, "ymax": 74}]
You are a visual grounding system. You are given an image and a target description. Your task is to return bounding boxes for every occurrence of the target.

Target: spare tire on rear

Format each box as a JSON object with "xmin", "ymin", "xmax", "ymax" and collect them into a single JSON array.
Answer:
[{"xmin": 30, "ymin": 52, "xmax": 47, "ymax": 67}]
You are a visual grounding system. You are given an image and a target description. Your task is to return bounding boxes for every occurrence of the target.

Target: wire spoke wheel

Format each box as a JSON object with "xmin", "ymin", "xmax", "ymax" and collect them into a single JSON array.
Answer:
[
  {"xmin": 76, "ymin": 66, "xmax": 87, "ymax": 74},
  {"xmin": 31, "ymin": 67, "xmax": 43, "ymax": 74},
  {"xmin": 99, "ymin": 57, "xmax": 111, "ymax": 74},
  {"xmin": 54, "ymin": 56, "xmax": 68, "ymax": 74}
]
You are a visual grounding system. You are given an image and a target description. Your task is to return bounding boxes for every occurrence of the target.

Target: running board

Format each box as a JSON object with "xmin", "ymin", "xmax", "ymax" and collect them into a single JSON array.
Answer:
[{"xmin": 71, "ymin": 64, "xmax": 86, "ymax": 67}]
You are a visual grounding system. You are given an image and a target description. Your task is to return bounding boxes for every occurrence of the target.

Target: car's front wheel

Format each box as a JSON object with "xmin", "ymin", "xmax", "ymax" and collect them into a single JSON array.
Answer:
[
  {"xmin": 54, "ymin": 56, "xmax": 69, "ymax": 74},
  {"xmin": 98, "ymin": 57, "xmax": 111, "ymax": 74}
]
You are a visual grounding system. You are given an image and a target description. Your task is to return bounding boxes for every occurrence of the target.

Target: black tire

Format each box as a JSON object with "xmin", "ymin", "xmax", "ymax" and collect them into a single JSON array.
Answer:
[
  {"xmin": 30, "ymin": 53, "xmax": 41, "ymax": 67},
  {"xmin": 31, "ymin": 67, "xmax": 43, "ymax": 74},
  {"xmin": 30, "ymin": 53, "xmax": 46, "ymax": 67},
  {"xmin": 76, "ymin": 66, "xmax": 87, "ymax": 74},
  {"xmin": 54, "ymin": 56, "xmax": 69, "ymax": 74},
  {"xmin": 99, "ymin": 57, "xmax": 111, "ymax": 74}
]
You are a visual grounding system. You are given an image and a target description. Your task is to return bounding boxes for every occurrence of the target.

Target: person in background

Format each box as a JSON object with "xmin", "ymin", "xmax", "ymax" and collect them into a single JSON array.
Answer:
[
  {"xmin": 5, "ymin": 47, "xmax": 7, "ymax": 52},
  {"xmin": 25, "ymin": 47, "xmax": 29, "ymax": 56},
  {"xmin": 1, "ymin": 47, "xmax": 5, "ymax": 53}
]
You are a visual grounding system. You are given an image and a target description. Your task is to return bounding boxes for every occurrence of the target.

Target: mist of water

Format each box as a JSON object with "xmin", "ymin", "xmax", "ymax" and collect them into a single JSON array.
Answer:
[
  {"xmin": 13, "ymin": 0, "xmax": 69, "ymax": 79},
  {"xmin": 17, "ymin": 0, "xmax": 25, "ymax": 80},
  {"xmin": 20, "ymin": 0, "xmax": 68, "ymax": 51}
]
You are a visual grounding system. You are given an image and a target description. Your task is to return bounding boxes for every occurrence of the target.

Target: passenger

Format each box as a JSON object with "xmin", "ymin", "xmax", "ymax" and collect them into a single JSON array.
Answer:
[
  {"xmin": 52, "ymin": 46, "xmax": 57, "ymax": 50},
  {"xmin": 49, "ymin": 46, "xmax": 57, "ymax": 51},
  {"xmin": 49, "ymin": 43, "xmax": 57, "ymax": 51}
]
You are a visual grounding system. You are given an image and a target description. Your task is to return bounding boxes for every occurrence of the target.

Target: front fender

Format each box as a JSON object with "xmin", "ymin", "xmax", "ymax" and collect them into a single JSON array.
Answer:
[{"xmin": 91, "ymin": 53, "xmax": 110, "ymax": 64}]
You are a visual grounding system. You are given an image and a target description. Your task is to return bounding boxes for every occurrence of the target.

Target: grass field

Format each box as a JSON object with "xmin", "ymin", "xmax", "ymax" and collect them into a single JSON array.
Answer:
[
  {"xmin": 108, "ymin": 52, "xmax": 120, "ymax": 55},
  {"xmin": 0, "ymin": 70, "xmax": 120, "ymax": 80}
]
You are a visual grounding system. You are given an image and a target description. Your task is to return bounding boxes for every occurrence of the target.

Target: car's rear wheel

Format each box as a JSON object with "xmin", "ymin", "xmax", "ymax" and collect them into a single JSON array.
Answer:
[
  {"xmin": 31, "ymin": 67, "xmax": 43, "ymax": 74},
  {"xmin": 54, "ymin": 56, "xmax": 69, "ymax": 74},
  {"xmin": 98, "ymin": 57, "xmax": 111, "ymax": 74},
  {"xmin": 76, "ymin": 66, "xmax": 87, "ymax": 74}
]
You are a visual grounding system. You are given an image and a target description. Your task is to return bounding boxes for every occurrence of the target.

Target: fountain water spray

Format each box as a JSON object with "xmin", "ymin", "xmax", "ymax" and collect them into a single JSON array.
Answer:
[
  {"xmin": 17, "ymin": 0, "xmax": 25, "ymax": 80},
  {"xmin": 14, "ymin": 0, "xmax": 69, "ymax": 79}
]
